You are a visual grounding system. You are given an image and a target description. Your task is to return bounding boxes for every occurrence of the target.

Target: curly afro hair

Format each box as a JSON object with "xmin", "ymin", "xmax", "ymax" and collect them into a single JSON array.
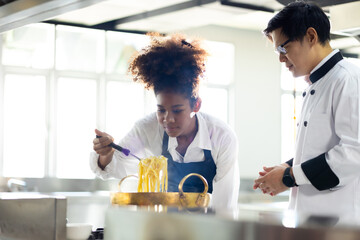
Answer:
[{"xmin": 128, "ymin": 32, "xmax": 209, "ymax": 107}]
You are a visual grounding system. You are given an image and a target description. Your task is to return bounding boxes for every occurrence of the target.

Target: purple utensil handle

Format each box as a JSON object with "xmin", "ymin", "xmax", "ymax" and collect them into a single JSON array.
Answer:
[
  {"xmin": 96, "ymin": 135, "xmax": 130, "ymax": 156},
  {"xmin": 96, "ymin": 135, "xmax": 140, "ymax": 160}
]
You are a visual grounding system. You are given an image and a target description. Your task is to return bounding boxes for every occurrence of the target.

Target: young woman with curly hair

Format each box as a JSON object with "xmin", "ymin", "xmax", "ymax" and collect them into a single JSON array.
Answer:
[{"xmin": 91, "ymin": 33, "xmax": 239, "ymax": 210}]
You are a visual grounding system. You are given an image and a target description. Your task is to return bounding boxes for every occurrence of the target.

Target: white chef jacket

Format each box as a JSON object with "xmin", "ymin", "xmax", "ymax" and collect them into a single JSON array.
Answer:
[
  {"xmin": 90, "ymin": 112, "xmax": 240, "ymax": 210},
  {"xmin": 290, "ymin": 49, "xmax": 360, "ymax": 218}
]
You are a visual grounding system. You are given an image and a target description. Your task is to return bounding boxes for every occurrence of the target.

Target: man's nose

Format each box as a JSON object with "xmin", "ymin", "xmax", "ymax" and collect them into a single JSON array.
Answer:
[{"xmin": 279, "ymin": 53, "xmax": 287, "ymax": 63}]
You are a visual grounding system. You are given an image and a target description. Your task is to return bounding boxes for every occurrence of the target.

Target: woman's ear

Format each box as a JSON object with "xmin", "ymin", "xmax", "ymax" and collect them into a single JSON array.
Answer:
[
  {"xmin": 193, "ymin": 97, "xmax": 202, "ymax": 112},
  {"xmin": 190, "ymin": 98, "xmax": 202, "ymax": 118}
]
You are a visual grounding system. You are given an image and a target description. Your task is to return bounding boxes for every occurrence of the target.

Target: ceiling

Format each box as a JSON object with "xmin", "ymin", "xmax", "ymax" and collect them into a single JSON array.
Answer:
[
  {"xmin": 48, "ymin": 0, "xmax": 360, "ymax": 55},
  {"xmin": 1, "ymin": 0, "xmax": 360, "ymax": 55},
  {"xmin": 50, "ymin": 0, "xmax": 281, "ymax": 33}
]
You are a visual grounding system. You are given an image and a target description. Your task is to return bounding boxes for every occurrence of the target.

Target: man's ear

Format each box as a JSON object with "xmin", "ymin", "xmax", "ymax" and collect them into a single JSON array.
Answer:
[
  {"xmin": 193, "ymin": 97, "xmax": 202, "ymax": 112},
  {"xmin": 306, "ymin": 27, "xmax": 318, "ymax": 45}
]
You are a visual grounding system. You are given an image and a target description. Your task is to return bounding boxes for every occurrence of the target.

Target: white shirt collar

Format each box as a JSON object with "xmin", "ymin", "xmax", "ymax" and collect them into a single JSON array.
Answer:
[
  {"xmin": 167, "ymin": 112, "xmax": 212, "ymax": 151},
  {"xmin": 311, "ymin": 49, "xmax": 339, "ymax": 74}
]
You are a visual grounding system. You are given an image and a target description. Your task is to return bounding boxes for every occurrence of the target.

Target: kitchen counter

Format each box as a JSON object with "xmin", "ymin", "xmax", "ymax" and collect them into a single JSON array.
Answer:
[
  {"xmin": 52, "ymin": 191, "xmax": 111, "ymax": 229},
  {"xmin": 2, "ymin": 191, "xmax": 360, "ymax": 240},
  {"xmin": 105, "ymin": 205, "xmax": 360, "ymax": 240},
  {"xmin": 0, "ymin": 192, "xmax": 67, "ymax": 240},
  {"xmin": 0, "ymin": 191, "xmax": 111, "ymax": 240}
]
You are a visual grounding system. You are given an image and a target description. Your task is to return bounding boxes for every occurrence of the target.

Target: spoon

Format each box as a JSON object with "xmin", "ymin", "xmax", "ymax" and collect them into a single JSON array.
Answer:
[{"xmin": 96, "ymin": 135, "xmax": 141, "ymax": 160}]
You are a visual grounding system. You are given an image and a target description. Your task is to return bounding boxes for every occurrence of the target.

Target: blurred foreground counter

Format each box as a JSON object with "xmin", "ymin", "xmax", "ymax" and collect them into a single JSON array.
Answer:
[
  {"xmin": 0, "ymin": 192, "xmax": 67, "ymax": 240},
  {"xmin": 1, "ymin": 190, "xmax": 360, "ymax": 240},
  {"xmin": 105, "ymin": 205, "xmax": 360, "ymax": 240}
]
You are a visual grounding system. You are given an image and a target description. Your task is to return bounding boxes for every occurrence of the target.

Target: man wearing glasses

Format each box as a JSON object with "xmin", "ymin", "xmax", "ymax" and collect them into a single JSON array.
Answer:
[{"xmin": 253, "ymin": 1, "xmax": 360, "ymax": 218}]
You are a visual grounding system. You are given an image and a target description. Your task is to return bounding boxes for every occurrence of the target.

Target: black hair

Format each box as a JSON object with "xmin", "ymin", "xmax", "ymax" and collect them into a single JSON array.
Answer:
[
  {"xmin": 263, "ymin": 1, "xmax": 330, "ymax": 45},
  {"xmin": 128, "ymin": 32, "xmax": 209, "ymax": 108}
]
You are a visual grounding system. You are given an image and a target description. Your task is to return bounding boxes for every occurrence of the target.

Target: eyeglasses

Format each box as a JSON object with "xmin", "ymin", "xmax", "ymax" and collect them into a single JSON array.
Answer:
[{"xmin": 275, "ymin": 39, "xmax": 292, "ymax": 55}]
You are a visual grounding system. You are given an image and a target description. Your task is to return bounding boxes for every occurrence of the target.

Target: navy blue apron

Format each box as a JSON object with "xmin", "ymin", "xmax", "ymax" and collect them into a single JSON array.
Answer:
[{"xmin": 162, "ymin": 132, "xmax": 216, "ymax": 193}]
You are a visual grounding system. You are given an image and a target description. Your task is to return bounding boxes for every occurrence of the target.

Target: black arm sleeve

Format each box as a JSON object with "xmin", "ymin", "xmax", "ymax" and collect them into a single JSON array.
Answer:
[
  {"xmin": 286, "ymin": 158, "xmax": 293, "ymax": 167},
  {"xmin": 301, "ymin": 153, "xmax": 340, "ymax": 191}
]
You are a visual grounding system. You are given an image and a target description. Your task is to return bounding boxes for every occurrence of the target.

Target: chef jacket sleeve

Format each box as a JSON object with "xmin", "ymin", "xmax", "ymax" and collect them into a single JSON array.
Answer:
[
  {"xmin": 286, "ymin": 158, "xmax": 293, "ymax": 166},
  {"xmin": 89, "ymin": 120, "xmax": 151, "ymax": 180},
  {"xmin": 300, "ymin": 74, "xmax": 360, "ymax": 190},
  {"xmin": 211, "ymin": 130, "xmax": 240, "ymax": 210},
  {"xmin": 89, "ymin": 150, "xmax": 136, "ymax": 179}
]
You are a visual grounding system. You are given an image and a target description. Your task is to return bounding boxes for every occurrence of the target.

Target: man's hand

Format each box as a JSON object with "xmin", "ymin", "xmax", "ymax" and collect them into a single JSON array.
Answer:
[{"xmin": 253, "ymin": 165, "xmax": 289, "ymax": 196}]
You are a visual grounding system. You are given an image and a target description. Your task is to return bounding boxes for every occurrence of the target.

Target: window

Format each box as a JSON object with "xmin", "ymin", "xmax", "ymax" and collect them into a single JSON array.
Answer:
[
  {"xmin": 56, "ymin": 77, "xmax": 97, "ymax": 178},
  {"xmin": 2, "ymin": 23, "xmax": 54, "ymax": 69},
  {"xmin": 204, "ymin": 41, "xmax": 234, "ymax": 86},
  {"xmin": 105, "ymin": 81, "xmax": 145, "ymax": 140},
  {"xmin": 56, "ymin": 26, "xmax": 104, "ymax": 73},
  {"xmin": 200, "ymin": 41, "xmax": 234, "ymax": 123},
  {"xmin": 200, "ymin": 87, "xmax": 228, "ymax": 123},
  {"xmin": 280, "ymin": 67, "xmax": 308, "ymax": 162},
  {"xmin": 0, "ymin": 23, "xmax": 234, "ymax": 179},
  {"xmin": 106, "ymin": 31, "xmax": 149, "ymax": 75},
  {"xmin": 3, "ymin": 74, "xmax": 46, "ymax": 177}
]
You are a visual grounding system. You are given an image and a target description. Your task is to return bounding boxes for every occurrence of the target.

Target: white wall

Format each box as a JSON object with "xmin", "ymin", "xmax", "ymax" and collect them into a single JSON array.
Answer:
[{"xmin": 185, "ymin": 25, "xmax": 282, "ymax": 179}]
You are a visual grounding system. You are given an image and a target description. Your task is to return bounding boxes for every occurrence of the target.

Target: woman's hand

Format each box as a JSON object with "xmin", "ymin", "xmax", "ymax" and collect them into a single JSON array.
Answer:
[{"xmin": 93, "ymin": 129, "xmax": 115, "ymax": 169}]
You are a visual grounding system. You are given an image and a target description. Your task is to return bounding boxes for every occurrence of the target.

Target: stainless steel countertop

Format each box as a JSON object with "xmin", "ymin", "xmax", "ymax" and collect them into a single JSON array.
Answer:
[
  {"xmin": 2, "ymin": 191, "xmax": 360, "ymax": 240},
  {"xmin": 105, "ymin": 205, "xmax": 360, "ymax": 240},
  {"xmin": 0, "ymin": 193, "xmax": 67, "ymax": 240}
]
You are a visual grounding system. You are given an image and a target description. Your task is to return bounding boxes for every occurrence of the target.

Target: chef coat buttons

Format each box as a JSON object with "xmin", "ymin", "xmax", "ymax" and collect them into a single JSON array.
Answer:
[
  {"xmin": 304, "ymin": 121, "xmax": 308, "ymax": 127},
  {"xmin": 302, "ymin": 92, "xmax": 306, "ymax": 97},
  {"xmin": 310, "ymin": 89, "xmax": 315, "ymax": 95}
]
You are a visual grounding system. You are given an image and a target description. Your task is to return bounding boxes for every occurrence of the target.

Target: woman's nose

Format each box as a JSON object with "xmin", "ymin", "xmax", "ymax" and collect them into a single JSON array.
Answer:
[{"xmin": 163, "ymin": 112, "xmax": 175, "ymax": 123}]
